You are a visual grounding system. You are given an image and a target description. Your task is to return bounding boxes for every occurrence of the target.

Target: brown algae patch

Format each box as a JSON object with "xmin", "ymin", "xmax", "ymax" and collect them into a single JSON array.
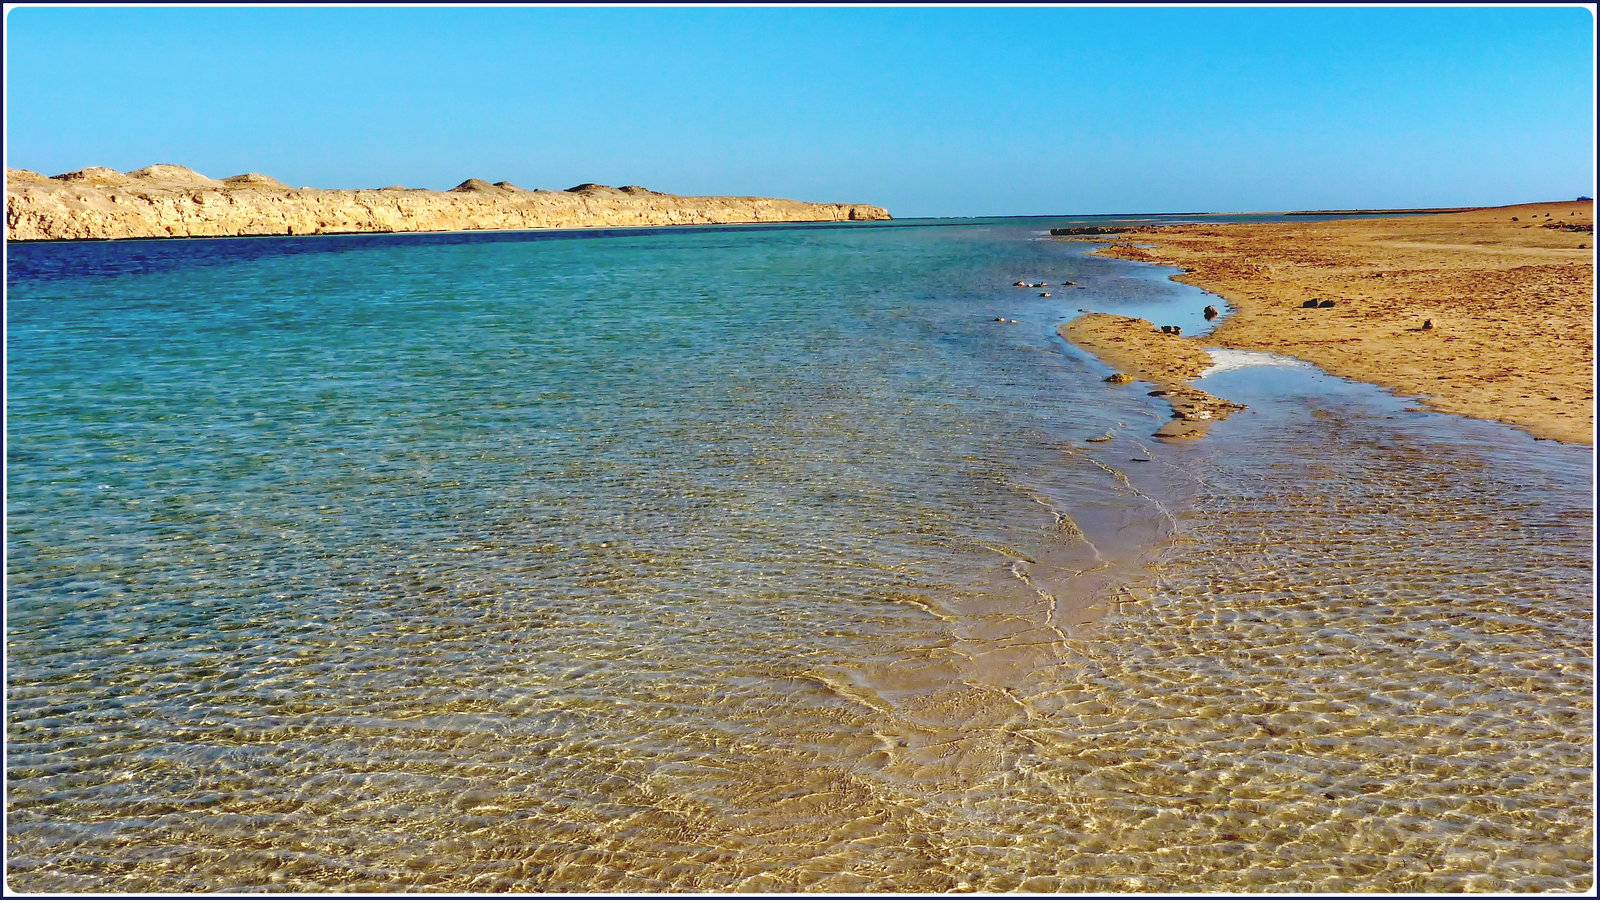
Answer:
[{"xmin": 1062, "ymin": 312, "xmax": 1244, "ymax": 440}]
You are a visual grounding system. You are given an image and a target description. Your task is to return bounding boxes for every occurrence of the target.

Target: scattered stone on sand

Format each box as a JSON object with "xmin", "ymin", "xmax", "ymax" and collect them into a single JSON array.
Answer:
[
  {"xmin": 1318, "ymin": 299, "xmax": 1336, "ymax": 308},
  {"xmin": 1302, "ymin": 299, "xmax": 1321, "ymax": 308},
  {"xmin": 1162, "ymin": 385, "xmax": 1246, "ymax": 421},
  {"xmin": 1048, "ymin": 225, "xmax": 1151, "ymax": 236},
  {"xmin": 1105, "ymin": 373, "xmax": 1135, "ymax": 384},
  {"xmin": 1422, "ymin": 319, "xmax": 1434, "ymax": 330},
  {"xmin": 1152, "ymin": 420, "xmax": 1209, "ymax": 440}
]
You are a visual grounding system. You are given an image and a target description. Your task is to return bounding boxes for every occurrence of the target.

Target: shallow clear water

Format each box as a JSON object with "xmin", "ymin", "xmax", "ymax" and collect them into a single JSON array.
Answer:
[{"xmin": 6, "ymin": 218, "xmax": 1593, "ymax": 892}]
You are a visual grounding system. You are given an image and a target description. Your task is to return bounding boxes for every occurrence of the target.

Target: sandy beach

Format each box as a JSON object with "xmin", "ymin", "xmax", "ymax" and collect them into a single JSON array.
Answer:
[{"xmin": 1060, "ymin": 201, "xmax": 1595, "ymax": 445}]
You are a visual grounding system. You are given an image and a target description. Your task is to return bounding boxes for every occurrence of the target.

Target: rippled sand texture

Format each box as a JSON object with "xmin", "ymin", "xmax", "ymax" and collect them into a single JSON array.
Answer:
[
  {"xmin": 1007, "ymin": 395, "xmax": 1595, "ymax": 892},
  {"xmin": 7, "ymin": 221, "xmax": 1593, "ymax": 892},
  {"xmin": 14, "ymin": 386, "xmax": 1585, "ymax": 894}
]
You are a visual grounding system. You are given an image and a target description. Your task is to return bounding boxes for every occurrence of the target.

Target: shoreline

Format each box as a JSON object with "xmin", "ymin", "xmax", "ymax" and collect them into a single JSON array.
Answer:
[
  {"xmin": 1057, "ymin": 200, "xmax": 1595, "ymax": 445},
  {"xmin": 3, "ymin": 214, "xmax": 889, "ymax": 246}
]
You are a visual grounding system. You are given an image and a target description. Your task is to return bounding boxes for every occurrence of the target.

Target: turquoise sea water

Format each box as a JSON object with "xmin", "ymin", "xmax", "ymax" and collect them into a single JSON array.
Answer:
[{"xmin": 6, "ymin": 217, "xmax": 1593, "ymax": 891}]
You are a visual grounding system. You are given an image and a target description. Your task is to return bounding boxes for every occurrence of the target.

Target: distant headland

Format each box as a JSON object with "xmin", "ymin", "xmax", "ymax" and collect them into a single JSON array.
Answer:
[{"xmin": 4, "ymin": 165, "xmax": 891, "ymax": 241}]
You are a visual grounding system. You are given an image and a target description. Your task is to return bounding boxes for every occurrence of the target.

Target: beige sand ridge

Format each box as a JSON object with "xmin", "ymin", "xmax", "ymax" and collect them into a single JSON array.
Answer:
[{"xmin": 5, "ymin": 164, "xmax": 891, "ymax": 241}]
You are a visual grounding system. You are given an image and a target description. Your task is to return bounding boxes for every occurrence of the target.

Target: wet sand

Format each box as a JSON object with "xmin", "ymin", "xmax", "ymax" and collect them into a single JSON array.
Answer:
[
  {"xmin": 1060, "ymin": 313, "xmax": 1243, "ymax": 440},
  {"xmin": 1061, "ymin": 201, "xmax": 1595, "ymax": 445}
]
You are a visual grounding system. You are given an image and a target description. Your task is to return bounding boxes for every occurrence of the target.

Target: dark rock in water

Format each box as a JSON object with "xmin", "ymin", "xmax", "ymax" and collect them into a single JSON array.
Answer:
[
  {"xmin": 1039, "ymin": 292, "xmax": 1051, "ymax": 297},
  {"xmin": 1061, "ymin": 281, "xmax": 1076, "ymax": 286},
  {"xmin": 1105, "ymin": 373, "xmax": 1135, "ymax": 384},
  {"xmin": 1014, "ymin": 280, "xmax": 1028, "ymax": 286},
  {"xmin": 1049, "ymin": 226, "xmax": 1127, "ymax": 236},
  {"xmin": 1152, "ymin": 419, "xmax": 1210, "ymax": 440},
  {"xmin": 1302, "ymin": 299, "xmax": 1320, "ymax": 308},
  {"xmin": 1203, "ymin": 305, "xmax": 1219, "ymax": 320},
  {"xmin": 1318, "ymin": 299, "xmax": 1336, "ymax": 308}
]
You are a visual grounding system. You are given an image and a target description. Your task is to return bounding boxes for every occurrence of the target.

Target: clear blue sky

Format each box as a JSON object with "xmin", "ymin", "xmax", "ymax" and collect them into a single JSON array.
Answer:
[{"xmin": 4, "ymin": 5, "xmax": 1594, "ymax": 217}]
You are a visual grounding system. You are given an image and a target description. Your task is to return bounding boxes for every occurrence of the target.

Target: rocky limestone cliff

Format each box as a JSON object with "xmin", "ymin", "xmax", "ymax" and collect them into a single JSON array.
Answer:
[{"xmin": 5, "ymin": 165, "xmax": 891, "ymax": 241}]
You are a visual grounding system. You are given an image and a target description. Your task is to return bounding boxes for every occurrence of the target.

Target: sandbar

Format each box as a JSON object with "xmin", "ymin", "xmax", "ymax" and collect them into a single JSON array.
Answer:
[{"xmin": 1060, "ymin": 313, "xmax": 1245, "ymax": 440}]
